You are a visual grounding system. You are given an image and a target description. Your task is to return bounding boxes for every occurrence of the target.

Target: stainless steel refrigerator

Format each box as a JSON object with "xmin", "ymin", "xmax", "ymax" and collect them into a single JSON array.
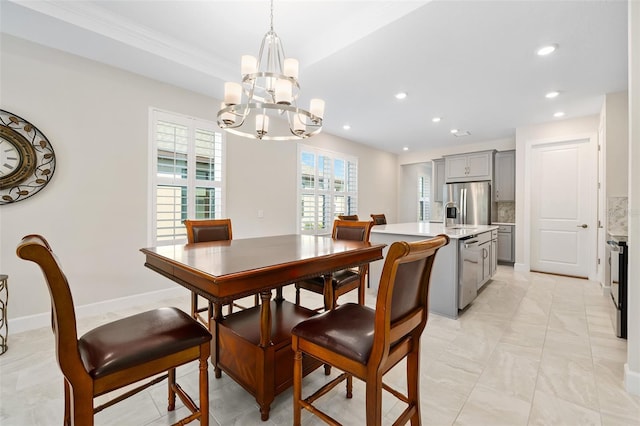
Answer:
[{"xmin": 443, "ymin": 181, "xmax": 492, "ymax": 226}]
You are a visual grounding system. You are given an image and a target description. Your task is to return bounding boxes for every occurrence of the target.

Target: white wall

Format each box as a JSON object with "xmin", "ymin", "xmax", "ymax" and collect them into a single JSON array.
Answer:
[
  {"xmin": 398, "ymin": 162, "xmax": 430, "ymax": 223},
  {"xmin": 0, "ymin": 34, "xmax": 397, "ymax": 324},
  {"xmin": 604, "ymin": 91, "xmax": 630, "ymax": 197}
]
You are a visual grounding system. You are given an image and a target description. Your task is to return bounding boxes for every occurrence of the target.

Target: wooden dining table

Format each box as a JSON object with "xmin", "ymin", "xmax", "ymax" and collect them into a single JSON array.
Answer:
[{"xmin": 140, "ymin": 233, "xmax": 385, "ymax": 421}]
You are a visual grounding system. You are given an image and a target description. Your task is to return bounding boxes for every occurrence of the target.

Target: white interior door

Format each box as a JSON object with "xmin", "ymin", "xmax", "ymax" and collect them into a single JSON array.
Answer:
[{"xmin": 530, "ymin": 138, "xmax": 596, "ymax": 278}]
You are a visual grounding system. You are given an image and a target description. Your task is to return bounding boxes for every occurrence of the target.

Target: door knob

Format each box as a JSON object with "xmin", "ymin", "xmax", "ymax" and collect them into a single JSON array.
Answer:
[{"xmin": 577, "ymin": 224, "xmax": 588, "ymax": 228}]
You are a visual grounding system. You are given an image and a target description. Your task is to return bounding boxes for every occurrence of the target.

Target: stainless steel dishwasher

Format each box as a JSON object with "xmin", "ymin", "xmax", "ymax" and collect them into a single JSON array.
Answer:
[{"xmin": 459, "ymin": 236, "xmax": 480, "ymax": 309}]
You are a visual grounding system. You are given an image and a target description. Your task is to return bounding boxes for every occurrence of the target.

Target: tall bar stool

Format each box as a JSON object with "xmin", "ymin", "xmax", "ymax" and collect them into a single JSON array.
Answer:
[
  {"xmin": 295, "ymin": 219, "xmax": 373, "ymax": 311},
  {"xmin": 17, "ymin": 234, "xmax": 212, "ymax": 426},
  {"xmin": 292, "ymin": 234, "xmax": 449, "ymax": 425}
]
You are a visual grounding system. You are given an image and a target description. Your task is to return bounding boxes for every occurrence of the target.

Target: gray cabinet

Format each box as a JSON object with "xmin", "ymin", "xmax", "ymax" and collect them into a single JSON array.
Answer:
[
  {"xmin": 477, "ymin": 230, "xmax": 496, "ymax": 289},
  {"xmin": 432, "ymin": 159, "xmax": 445, "ymax": 202},
  {"xmin": 490, "ymin": 230, "xmax": 498, "ymax": 276},
  {"xmin": 494, "ymin": 150, "xmax": 515, "ymax": 201},
  {"xmin": 444, "ymin": 150, "xmax": 495, "ymax": 182},
  {"xmin": 497, "ymin": 225, "xmax": 514, "ymax": 264}
]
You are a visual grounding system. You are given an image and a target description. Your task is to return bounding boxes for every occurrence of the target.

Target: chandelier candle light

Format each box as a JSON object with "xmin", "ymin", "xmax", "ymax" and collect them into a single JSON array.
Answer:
[{"xmin": 217, "ymin": 0, "xmax": 325, "ymax": 140}]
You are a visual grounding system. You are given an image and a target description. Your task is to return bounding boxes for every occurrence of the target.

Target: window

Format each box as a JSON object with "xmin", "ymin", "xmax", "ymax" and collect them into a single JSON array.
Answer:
[
  {"xmin": 418, "ymin": 175, "xmax": 430, "ymax": 221},
  {"xmin": 298, "ymin": 145, "xmax": 358, "ymax": 235},
  {"xmin": 150, "ymin": 109, "xmax": 224, "ymax": 245}
]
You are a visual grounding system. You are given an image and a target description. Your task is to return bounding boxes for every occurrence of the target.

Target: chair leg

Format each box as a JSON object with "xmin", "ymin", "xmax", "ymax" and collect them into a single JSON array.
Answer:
[
  {"xmin": 63, "ymin": 380, "xmax": 71, "ymax": 426},
  {"xmin": 295, "ymin": 285, "xmax": 301, "ymax": 305},
  {"xmin": 407, "ymin": 348, "xmax": 421, "ymax": 425},
  {"xmin": 190, "ymin": 292, "xmax": 198, "ymax": 319},
  {"xmin": 293, "ymin": 348, "xmax": 303, "ymax": 426},
  {"xmin": 70, "ymin": 381, "xmax": 94, "ymax": 426},
  {"xmin": 346, "ymin": 374, "xmax": 353, "ymax": 399},
  {"xmin": 207, "ymin": 302, "xmax": 213, "ymax": 324},
  {"xmin": 227, "ymin": 302, "xmax": 233, "ymax": 316},
  {"xmin": 365, "ymin": 374, "xmax": 383, "ymax": 426},
  {"xmin": 167, "ymin": 368, "xmax": 176, "ymax": 411},
  {"xmin": 199, "ymin": 349, "xmax": 210, "ymax": 426}
]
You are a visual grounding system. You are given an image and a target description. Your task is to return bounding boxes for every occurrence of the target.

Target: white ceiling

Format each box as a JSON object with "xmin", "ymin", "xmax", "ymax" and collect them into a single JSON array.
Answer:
[{"xmin": 0, "ymin": 0, "xmax": 629, "ymax": 154}]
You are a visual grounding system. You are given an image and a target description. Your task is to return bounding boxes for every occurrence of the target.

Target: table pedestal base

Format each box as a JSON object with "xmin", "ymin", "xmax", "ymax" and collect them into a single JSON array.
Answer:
[{"xmin": 215, "ymin": 299, "xmax": 321, "ymax": 420}]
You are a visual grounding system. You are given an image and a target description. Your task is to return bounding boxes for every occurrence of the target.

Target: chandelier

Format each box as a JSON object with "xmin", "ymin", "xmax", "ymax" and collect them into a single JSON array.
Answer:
[{"xmin": 216, "ymin": 0, "xmax": 325, "ymax": 140}]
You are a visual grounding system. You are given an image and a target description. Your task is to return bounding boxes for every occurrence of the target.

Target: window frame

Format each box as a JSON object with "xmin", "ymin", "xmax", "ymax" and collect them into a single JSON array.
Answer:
[{"xmin": 148, "ymin": 108, "xmax": 226, "ymax": 245}]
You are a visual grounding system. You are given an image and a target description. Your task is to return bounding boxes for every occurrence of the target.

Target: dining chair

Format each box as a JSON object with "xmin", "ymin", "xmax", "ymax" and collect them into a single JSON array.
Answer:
[
  {"xmin": 294, "ymin": 219, "xmax": 373, "ymax": 311},
  {"xmin": 370, "ymin": 213, "xmax": 387, "ymax": 225},
  {"xmin": 184, "ymin": 218, "xmax": 258, "ymax": 322},
  {"xmin": 16, "ymin": 234, "xmax": 212, "ymax": 426},
  {"xmin": 337, "ymin": 214, "xmax": 359, "ymax": 221},
  {"xmin": 292, "ymin": 234, "xmax": 449, "ymax": 426}
]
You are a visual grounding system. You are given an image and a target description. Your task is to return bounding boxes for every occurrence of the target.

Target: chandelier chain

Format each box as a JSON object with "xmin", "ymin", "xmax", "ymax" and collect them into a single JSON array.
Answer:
[{"xmin": 269, "ymin": 0, "xmax": 274, "ymax": 32}]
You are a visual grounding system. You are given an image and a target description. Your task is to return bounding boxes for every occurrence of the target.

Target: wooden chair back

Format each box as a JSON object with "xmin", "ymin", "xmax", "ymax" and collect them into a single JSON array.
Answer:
[
  {"xmin": 372, "ymin": 234, "xmax": 449, "ymax": 363},
  {"xmin": 332, "ymin": 219, "xmax": 372, "ymax": 243},
  {"xmin": 370, "ymin": 213, "xmax": 387, "ymax": 225},
  {"xmin": 185, "ymin": 218, "xmax": 232, "ymax": 243},
  {"xmin": 16, "ymin": 235, "xmax": 81, "ymax": 371},
  {"xmin": 337, "ymin": 214, "xmax": 359, "ymax": 221}
]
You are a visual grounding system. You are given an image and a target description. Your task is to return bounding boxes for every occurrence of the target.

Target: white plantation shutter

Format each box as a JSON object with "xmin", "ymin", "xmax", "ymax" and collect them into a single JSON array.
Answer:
[
  {"xmin": 418, "ymin": 175, "xmax": 431, "ymax": 221},
  {"xmin": 151, "ymin": 109, "xmax": 224, "ymax": 245},
  {"xmin": 298, "ymin": 145, "xmax": 358, "ymax": 235}
]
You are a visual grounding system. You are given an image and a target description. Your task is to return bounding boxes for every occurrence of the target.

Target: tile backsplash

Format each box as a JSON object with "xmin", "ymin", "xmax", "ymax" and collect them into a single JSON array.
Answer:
[
  {"xmin": 431, "ymin": 202, "xmax": 443, "ymax": 222},
  {"xmin": 608, "ymin": 196, "xmax": 628, "ymax": 234},
  {"xmin": 497, "ymin": 202, "xmax": 515, "ymax": 223}
]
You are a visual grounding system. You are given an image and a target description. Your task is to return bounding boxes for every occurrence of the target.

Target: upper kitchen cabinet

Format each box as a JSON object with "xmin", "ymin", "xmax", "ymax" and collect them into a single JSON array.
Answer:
[
  {"xmin": 494, "ymin": 150, "xmax": 515, "ymax": 201},
  {"xmin": 444, "ymin": 150, "xmax": 495, "ymax": 182},
  {"xmin": 432, "ymin": 159, "xmax": 446, "ymax": 202}
]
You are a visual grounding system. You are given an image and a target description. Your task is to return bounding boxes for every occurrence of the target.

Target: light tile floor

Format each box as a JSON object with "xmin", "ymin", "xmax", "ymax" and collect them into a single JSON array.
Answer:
[{"xmin": 1, "ymin": 266, "xmax": 639, "ymax": 425}]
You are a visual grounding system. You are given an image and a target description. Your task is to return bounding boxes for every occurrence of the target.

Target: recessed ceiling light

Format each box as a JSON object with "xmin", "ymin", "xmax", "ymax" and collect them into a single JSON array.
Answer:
[
  {"xmin": 403, "ymin": 147, "xmax": 409, "ymax": 151},
  {"xmin": 553, "ymin": 111, "xmax": 565, "ymax": 118},
  {"xmin": 545, "ymin": 91, "xmax": 560, "ymax": 99},
  {"xmin": 450, "ymin": 129, "xmax": 458, "ymax": 134},
  {"xmin": 395, "ymin": 92, "xmax": 408, "ymax": 100},
  {"xmin": 343, "ymin": 124, "xmax": 351, "ymax": 130},
  {"xmin": 537, "ymin": 44, "xmax": 558, "ymax": 56},
  {"xmin": 432, "ymin": 117, "xmax": 441, "ymax": 123},
  {"xmin": 452, "ymin": 130, "xmax": 471, "ymax": 137}
]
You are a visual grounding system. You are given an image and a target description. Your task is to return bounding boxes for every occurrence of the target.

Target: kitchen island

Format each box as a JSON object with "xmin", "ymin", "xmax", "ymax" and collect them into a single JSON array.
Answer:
[{"xmin": 370, "ymin": 222, "xmax": 499, "ymax": 319}]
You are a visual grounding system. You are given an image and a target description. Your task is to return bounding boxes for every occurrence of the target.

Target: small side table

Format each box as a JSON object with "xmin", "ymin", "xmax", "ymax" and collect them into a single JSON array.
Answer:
[{"xmin": 0, "ymin": 274, "xmax": 7, "ymax": 355}]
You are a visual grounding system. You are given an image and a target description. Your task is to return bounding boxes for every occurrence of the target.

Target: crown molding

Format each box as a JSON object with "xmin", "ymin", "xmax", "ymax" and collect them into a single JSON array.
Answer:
[{"xmin": 8, "ymin": 0, "xmax": 236, "ymax": 82}]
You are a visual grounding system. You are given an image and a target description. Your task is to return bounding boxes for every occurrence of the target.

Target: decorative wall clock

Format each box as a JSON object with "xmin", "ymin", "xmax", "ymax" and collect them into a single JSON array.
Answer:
[{"xmin": 0, "ymin": 110, "xmax": 56, "ymax": 204}]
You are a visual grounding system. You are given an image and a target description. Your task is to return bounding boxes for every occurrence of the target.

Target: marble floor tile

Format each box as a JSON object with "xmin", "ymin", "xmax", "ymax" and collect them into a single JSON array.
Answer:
[
  {"xmin": 1, "ymin": 266, "xmax": 639, "ymax": 425},
  {"xmin": 528, "ymin": 389, "xmax": 601, "ymax": 426}
]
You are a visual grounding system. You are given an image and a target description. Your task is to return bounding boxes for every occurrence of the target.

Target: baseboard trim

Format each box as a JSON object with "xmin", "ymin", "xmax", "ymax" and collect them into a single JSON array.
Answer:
[
  {"xmin": 8, "ymin": 287, "xmax": 188, "ymax": 334},
  {"xmin": 625, "ymin": 363, "xmax": 640, "ymax": 396},
  {"xmin": 514, "ymin": 262, "xmax": 528, "ymax": 273}
]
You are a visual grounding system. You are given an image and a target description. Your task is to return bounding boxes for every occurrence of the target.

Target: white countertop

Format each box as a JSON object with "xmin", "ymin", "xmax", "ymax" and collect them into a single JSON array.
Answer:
[
  {"xmin": 371, "ymin": 222, "xmax": 499, "ymax": 240},
  {"xmin": 492, "ymin": 222, "xmax": 515, "ymax": 226}
]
